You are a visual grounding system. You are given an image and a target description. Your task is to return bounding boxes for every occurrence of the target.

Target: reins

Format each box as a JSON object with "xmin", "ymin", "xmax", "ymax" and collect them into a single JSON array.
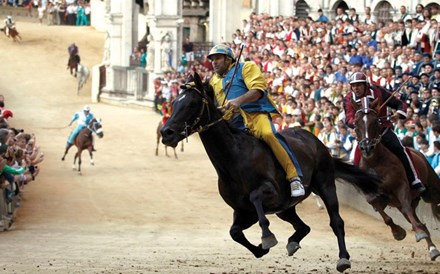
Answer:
[{"xmin": 181, "ymin": 84, "xmax": 233, "ymax": 138}]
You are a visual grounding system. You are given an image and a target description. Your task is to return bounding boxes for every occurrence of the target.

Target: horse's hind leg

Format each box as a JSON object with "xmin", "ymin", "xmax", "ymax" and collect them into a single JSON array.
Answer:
[
  {"xmin": 229, "ymin": 210, "xmax": 269, "ymax": 258},
  {"xmin": 180, "ymin": 141, "xmax": 184, "ymax": 152},
  {"xmin": 173, "ymin": 147, "xmax": 178, "ymax": 159},
  {"xmin": 315, "ymin": 176, "xmax": 351, "ymax": 272},
  {"xmin": 249, "ymin": 186, "xmax": 278, "ymax": 250},
  {"xmin": 400, "ymin": 198, "xmax": 440, "ymax": 260},
  {"xmin": 61, "ymin": 145, "xmax": 71, "ymax": 161},
  {"xmin": 276, "ymin": 206, "xmax": 310, "ymax": 256}
]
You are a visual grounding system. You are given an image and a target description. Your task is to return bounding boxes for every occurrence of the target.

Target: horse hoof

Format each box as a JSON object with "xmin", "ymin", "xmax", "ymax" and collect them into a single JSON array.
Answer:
[
  {"xmin": 286, "ymin": 241, "xmax": 300, "ymax": 256},
  {"xmin": 393, "ymin": 227, "xmax": 407, "ymax": 241},
  {"xmin": 261, "ymin": 234, "xmax": 278, "ymax": 250},
  {"xmin": 91, "ymin": 162, "xmax": 95, "ymax": 166},
  {"xmin": 336, "ymin": 258, "xmax": 351, "ymax": 273},
  {"xmin": 254, "ymin": 244, "xmax": 270, "ymax": 258},
  {"xmin": 430, "ymin": 247, "xmax": 440, "ymax": 261},
  {"xmin": 415, "ymin": 231, "xmax": 428, "ymax": 242}
]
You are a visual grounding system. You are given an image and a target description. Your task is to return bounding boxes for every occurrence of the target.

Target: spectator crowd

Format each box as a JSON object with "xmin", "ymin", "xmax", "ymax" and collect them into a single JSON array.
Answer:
[
  {"xmin": 0, "ymin": 95, "xmax": 44, "ymax": 230},
  {"xmin": 153, "ymin": 6, "xmax": 440, "ymax": 175},
  {"xmin": 2, "ymin": 0, "xmax": 91, "ymax": 26}
]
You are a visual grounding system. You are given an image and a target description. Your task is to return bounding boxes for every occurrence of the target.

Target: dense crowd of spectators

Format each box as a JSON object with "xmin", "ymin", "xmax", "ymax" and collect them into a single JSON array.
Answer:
[
  {"xmin": 0, "ymin": 95, "xmax": 44, "ymax": 230},
  {"xmin": 154, "ymin": 6, "xmax": 440, "ymax": 173},
  {"xmin": 2, "ymin": 0, "xmax": 91, "ymax": 26}
]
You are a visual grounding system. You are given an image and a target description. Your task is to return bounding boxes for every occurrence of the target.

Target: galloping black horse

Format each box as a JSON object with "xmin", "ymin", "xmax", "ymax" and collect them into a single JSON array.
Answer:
[{"xmin": 160, "ymin": 73, "xmax": 381, "ymax": 272}]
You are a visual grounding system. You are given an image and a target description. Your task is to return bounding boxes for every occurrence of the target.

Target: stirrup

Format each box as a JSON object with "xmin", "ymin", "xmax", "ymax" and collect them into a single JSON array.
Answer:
[{"xmin": 411, "ymin": 179, "xmax": 426, "ymax": 193}]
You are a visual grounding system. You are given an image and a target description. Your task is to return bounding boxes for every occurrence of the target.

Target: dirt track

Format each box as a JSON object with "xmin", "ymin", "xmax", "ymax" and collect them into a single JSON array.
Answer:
[{"xmin": 0, "ymin": 21, "xmax": 439, "ymax": 274}]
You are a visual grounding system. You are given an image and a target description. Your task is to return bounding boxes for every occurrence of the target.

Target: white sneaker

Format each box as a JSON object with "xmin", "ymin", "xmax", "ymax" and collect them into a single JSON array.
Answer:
[{"xmin": 290, "ymin": 177, "xmax": 305, "ymax": 197}]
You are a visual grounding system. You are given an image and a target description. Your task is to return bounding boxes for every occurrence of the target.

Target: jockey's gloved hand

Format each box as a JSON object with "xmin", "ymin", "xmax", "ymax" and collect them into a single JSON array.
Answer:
[{"xmin": 389, "ymin": 113, "xmax": 400, "ymax": 123}]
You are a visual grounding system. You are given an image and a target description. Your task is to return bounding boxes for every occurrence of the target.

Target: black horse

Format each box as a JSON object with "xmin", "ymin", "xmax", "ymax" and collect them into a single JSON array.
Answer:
[{"xmin": 160, "ymin": 73, "xmax": 381, "ymax": 273}]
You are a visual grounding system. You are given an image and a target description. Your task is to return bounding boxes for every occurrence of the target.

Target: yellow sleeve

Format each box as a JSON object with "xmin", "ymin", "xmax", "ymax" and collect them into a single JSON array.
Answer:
[
  {"xmin": 242, "ymin": 61, "xmax": 267, "ymax": 92},
  {"xmin": 209, "ymin": 75, "xmax": 226, "ymax": 106}
]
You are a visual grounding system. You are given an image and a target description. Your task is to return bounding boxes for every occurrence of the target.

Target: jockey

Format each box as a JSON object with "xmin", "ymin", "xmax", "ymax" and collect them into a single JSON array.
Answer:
[
  {"xmin": 207, "ymin": 44, "xmax": 305, "ymax": 197},
  {"xmin": 68, "ymin": 43, "xmax": 78, "ymax": 56},
  {"xmin": 3, "ymin": 16, "xmax": 15, "ymax": 37},
  {"xmin": 343, "ymin": 72, "xmax": 426, "ymax": 193},
  {"xmin": 67, "ymin": 43, "xmax": 80, "ymax": 66},
  {"xmin": 66, "ymin": 105, "xmax": 96, "ymax": 151}
]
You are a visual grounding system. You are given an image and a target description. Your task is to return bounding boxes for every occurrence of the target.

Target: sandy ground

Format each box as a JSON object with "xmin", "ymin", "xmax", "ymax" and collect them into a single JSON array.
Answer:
[{"xmin": 0, "ymin": 21, "xmax": 439, "ymax": 274}]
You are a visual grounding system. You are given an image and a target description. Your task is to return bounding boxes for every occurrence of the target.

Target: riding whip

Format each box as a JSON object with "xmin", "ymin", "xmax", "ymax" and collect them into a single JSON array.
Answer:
[
  {"xmin": 378, "ymin": 76, "xmax": 412, "ymax": 111},
  {"xmin": 221, "ymin": 41, "xmax": 246, "ymax": 107},
  {"xmin": 40, "ymin": 125, "xmax": 69, "ymax": 130}
]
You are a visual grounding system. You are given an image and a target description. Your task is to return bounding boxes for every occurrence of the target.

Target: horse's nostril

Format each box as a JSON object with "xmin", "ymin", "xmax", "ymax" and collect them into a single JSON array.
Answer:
[{"xmin": 161, "ymin": 127, "xmax": 174, "ymax": 137}]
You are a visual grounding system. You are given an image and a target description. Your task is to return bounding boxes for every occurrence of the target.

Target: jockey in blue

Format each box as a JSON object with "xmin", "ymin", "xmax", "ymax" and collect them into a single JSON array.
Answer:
[{"xmin": 66, "ymin": 105, "xmax": 95, "ymax": 151}]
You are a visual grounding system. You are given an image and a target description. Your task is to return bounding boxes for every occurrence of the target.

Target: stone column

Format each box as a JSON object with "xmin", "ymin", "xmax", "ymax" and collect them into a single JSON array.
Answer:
[{"xmin": 146, "ymin": 0, "xmax": 183, "ymax": 101}]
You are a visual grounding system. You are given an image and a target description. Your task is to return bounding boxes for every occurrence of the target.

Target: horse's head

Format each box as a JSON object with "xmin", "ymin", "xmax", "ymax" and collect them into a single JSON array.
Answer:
[
  {"xmin": 354, "ymin": 97, "xmax": 382, "ymax": 157},
  {"xmin": 160, "ymin": 72, "xmax": 219, "ymax": 147},
  {"xmin": 89, "ymin": 118, "xmax": 104, "ymax": 138}
]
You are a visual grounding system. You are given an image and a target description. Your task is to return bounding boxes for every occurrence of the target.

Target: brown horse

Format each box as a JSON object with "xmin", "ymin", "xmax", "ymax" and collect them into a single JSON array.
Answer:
[
  {"xmin": 67, "ymin": 53, "xmax": 80, "ymax": 77},
  {"xmin": 61, "ymin": 118, "xmax": 103, "ymax": 175},
  {"xmin": 1, "ymin": 27, "xmax": 21, "ymax": 42},
  {"xmin": 354, "ymin": 97, "xmax": 440, "ymax": 260},
  {"xmin": 156, "ymin": 120, "xmax": 184, "ymax": 159}
]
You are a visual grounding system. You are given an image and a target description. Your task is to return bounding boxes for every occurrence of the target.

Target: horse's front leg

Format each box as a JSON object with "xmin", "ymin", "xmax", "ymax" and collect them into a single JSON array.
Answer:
[
  {"xmin": 165, "ymin": 145, "xmax": 170, "ymax": 157},
  {"xmin": 369, "ymin": 197, "xmax": 407, "ymax": 241},
  {"xmin": 249, "ymin": 183, "xmax": 278, "ymax": 250},
  {"xmin": 276, "ymin": 206, "xmax": 311, "ymax": 256},
  {"xmin": 88, "ymin": 148, "xmax": 94, "ymax": 166},
  {"xmin": 75, "ymin": 150, "xmax": 82, "ymax": 175},
  {"xmin": 401, "ymin": 198, "xmax": 440, "ymax": 261},
  {"xmin": 229, "ymin": 210, "xmax": 269, "ymax": 258}
]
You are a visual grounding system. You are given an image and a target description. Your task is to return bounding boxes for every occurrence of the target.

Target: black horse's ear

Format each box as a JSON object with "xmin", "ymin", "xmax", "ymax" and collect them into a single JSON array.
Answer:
[{"xmin": 193, "ymin": 72, "xmax": 203, "ymax": 87}]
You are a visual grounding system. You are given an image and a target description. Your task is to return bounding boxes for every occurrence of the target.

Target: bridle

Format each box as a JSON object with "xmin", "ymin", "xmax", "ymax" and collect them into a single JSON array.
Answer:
[
  {"xmin": 88, "ymin": 119, "xmax": 102, "ymax": 135},
  {"xmin": 180, "ymin": 83, "xmax": 229, "ymax": 137},
  {"xmin": 355, "ymin": 97, "xmax": 384, "ymax": 150}
]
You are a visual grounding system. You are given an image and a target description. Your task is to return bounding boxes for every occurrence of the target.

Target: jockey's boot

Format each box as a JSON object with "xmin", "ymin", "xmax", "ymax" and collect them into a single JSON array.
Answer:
[
  {"xmin": 411, "ymin": 178, "xmax": 426, "ymax": 193},
  {"xmin": 289, "ymin": 177, "xmax": 305, "ymax": 197}
]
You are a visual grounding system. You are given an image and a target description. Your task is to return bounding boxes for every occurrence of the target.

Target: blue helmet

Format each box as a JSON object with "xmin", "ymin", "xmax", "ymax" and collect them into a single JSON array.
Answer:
[{"xmin": 207, "ymin": 44, "xmax": 235, "ymax": 61}]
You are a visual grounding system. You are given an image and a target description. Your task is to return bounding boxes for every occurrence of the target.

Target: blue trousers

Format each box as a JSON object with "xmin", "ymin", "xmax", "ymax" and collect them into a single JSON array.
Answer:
[{"xmin": 67, "ymin": 125, "xmax": 85, "ymax": 144}]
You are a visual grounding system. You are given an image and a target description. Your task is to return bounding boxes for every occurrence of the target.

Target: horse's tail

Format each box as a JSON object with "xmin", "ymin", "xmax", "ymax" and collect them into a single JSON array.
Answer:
[{"xmin": 334, "ymin": 158, "xmax": 382, "ymax": 195}]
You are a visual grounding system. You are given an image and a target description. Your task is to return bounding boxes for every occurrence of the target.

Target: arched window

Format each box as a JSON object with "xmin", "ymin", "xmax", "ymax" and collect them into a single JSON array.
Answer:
[
  {"xmin": 295, "ymin": 0, "xmax": 310, "ymax": 19},
  {"xmin": 374, "ymin": 1, "xmax": 393, "ymax": 24}
]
